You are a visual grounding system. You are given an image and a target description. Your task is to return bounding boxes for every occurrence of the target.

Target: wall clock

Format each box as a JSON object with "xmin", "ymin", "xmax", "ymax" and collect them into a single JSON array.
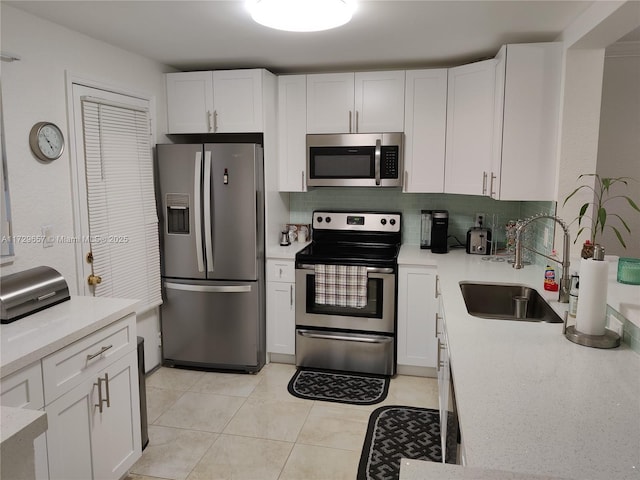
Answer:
[{"xmin": 29, "ymin": 122, "xmax": 65, "ymax": 162}]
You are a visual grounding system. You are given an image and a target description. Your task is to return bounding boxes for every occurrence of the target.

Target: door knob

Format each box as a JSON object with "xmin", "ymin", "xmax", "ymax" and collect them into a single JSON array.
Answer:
[{"xmin": 88, "ymin": 274, "xmax": 102, "ymax": 286}]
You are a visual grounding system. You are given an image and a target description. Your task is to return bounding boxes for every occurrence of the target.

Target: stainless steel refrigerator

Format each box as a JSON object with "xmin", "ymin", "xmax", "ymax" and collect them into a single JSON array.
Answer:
[{"xmin": 156, "ymin": 143, "xmax": 265, "ymax": 372}]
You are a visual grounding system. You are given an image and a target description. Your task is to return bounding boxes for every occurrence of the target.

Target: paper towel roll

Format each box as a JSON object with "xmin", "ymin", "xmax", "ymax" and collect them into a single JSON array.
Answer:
[{"xmin": 575, "ymin": 257, "xmax": 609, "ymax": 336}]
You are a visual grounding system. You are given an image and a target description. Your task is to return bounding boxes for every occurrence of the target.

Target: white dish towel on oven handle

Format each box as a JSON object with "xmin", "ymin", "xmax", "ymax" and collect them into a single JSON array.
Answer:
[{"xmin": 314, "ymin": 264, "xmax": 368, "ymax": 308}]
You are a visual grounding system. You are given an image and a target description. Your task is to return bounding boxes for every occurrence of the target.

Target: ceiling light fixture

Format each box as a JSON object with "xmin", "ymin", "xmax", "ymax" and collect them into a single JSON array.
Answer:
[{"xmin": 246, "ymin": 0, "xmax": 356, "ymax": 33}]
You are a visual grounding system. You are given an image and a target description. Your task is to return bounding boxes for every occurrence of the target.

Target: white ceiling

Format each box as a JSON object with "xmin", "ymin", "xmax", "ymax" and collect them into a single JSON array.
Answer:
[{"xmin": 5, "ymin": 0, "xmax": 612, "ymax": 73}]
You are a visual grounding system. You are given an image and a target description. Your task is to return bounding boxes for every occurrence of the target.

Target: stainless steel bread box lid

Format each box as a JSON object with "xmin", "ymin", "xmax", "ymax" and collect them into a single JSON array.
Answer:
[{"xmin": 1, "ymin": 266, "xmax": 70, "ymax": 324}]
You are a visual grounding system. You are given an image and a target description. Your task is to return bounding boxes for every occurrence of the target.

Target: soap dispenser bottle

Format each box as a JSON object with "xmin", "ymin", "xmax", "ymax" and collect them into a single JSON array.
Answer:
[{"xmin": 544, "ymin": 250, "xmax": 559, "ymax": 292}]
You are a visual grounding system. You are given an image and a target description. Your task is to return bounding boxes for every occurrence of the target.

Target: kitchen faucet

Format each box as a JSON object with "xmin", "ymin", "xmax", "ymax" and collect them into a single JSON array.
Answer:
[{"xmin": 513, "ymin": 214, "xmax": 571, "ymax": 303}]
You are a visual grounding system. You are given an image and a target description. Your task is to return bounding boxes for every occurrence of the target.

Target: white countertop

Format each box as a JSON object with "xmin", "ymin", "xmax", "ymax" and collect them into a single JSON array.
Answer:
[
  {"xmin": 1, "ymin": 296, "xmax": 139, "ymax": 378},
  {"xmin": 0, "ymin": 406, "xmax": 47, "ymax": 445},
  {"xmin": 398, "ymin": 246, "xmax": 640, "ymax": 480},
  {"xmin": 400, "ymin": 458, "xmax": 571, "ymax": 480},
  {"xmin": 267, "ymin": 241, "xmax": 311, "ymax": 260}
]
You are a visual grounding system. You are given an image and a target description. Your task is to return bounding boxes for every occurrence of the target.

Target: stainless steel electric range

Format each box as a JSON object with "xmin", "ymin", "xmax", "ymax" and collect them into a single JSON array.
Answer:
[{"xmin": 295, "ymin": 211, "xmax": 401, "ymax": 376}]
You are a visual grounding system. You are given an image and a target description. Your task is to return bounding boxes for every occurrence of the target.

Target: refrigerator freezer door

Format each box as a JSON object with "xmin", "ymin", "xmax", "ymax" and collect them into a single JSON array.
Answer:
[
  {"xmin": 157, "ymin": 144, "xmax": 206, "ymax": 279},
  {"xmin": 206, "ymin": 143, "xmax": 260, "ymax": 281},
  {"xmin": 161, "ymin": 279, "xmax": 264, "ymax": 370}
]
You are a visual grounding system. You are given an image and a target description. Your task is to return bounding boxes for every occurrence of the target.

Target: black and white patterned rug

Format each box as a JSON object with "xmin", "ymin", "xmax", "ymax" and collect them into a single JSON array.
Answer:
[
  {"xmin": 357, "ymin": 406, "xmax": 457, "ymax": 480},
  {"xmin": 287, "ymin": 369, "xmax": 390, "ymax": 405}
]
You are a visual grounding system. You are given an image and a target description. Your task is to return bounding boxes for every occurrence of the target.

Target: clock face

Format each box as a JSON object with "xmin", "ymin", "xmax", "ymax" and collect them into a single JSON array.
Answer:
[{"xmin": 30, "ymin": 122, "xmax": 65, "ymax": 161}]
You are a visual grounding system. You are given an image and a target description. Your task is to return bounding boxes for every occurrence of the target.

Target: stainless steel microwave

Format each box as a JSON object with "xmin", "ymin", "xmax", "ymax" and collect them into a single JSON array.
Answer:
[{"xmin": 306, "ymin": 133, "xmax": 404, "ymax": 188}]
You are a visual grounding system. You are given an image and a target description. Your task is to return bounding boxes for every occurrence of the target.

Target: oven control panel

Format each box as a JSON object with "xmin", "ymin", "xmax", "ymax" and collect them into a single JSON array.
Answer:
[{"xmin": 313, "ymin": 212, "xmax": 401, "ymax": 233}]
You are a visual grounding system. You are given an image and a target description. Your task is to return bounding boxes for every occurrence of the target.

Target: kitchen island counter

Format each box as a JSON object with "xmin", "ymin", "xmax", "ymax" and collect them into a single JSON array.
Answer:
[{"xmin": 398, "ymin": 246, "xmax": 640, "ymax": 480}]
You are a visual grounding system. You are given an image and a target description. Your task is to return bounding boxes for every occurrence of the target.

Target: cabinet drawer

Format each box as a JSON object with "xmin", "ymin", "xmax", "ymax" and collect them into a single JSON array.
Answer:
[
  {"xmin": 42, "ymin": 314, "xmax": 136, "ymax": 404},
  {"xmin": 266, "ymin": 260, "xmax": 295, "ymax": 283},
  {"xmin": 1, "ymin": 362, "xmax": 44, "ymax": 409}
]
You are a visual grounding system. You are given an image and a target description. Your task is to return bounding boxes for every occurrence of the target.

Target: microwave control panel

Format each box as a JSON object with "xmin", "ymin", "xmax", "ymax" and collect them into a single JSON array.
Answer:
[{"xmin": 381, "ymin": 146, "xmax": 399, "ymax": 179}]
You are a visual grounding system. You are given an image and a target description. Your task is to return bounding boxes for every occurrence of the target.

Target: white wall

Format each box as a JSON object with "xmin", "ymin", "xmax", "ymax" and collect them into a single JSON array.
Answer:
[
  {"xmin": 595, "ymin": 50, "xmax": 640, "ymax": 258},
  {"xmin": 554, "ymin": 1, "xmax": 640, "ymax": 255},
  {"xmin": 0, "ymin": 4, "xmax": 172, "ymax": 369}
]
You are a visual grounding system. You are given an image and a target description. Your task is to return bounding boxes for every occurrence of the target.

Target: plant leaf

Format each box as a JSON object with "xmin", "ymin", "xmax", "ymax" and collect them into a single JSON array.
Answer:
[
  {"xmin": 612, "ymin": 226, "xmax": 627, "ymax": 248},
  {"xmin": 563, "ymin": 185, "xmax": 588, "ymax": 207},
  {"xmin": 577, "ymin": 203, "xmax": 590, "ymax": 225},
  {"xmin": 598, "ymin": 208, "xmax": 607, "ymax": 234},
  {"xmin": 625, "ymin": 196, "xmax": 640, "ymax": 212}
]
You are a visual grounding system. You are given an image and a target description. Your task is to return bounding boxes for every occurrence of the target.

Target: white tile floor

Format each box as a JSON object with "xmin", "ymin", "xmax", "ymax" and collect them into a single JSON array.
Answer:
[{"xmin": 126, "ymin": 363, "xmax": 439, "ymax": 480}]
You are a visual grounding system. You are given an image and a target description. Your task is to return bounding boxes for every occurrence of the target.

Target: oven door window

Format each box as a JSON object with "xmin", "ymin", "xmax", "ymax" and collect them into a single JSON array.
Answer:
[
  {"xmin": 309, "ymin": 146, "xmax": 375, "ymax": 179},
  {"xmin": 305, "ymin": 275, "xmax": 383, "ymax": 318}
]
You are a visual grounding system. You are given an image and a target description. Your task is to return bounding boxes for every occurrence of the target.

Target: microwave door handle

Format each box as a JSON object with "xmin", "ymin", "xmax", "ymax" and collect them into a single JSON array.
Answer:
[
  {"xmin": 194, "ymin": 151, "xmax": 205, "ymax": 272},
  {"xmin": 374, "ymin": 139, "xmax": 381, "ymax": 186},
  {"xmin": 203, "ymin": 150, "xmax": 214, "ymax": 273}
]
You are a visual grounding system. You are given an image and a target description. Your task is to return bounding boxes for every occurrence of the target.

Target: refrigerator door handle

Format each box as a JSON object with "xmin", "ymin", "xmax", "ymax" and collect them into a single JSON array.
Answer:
[
  {"xmin": 203, "ymin": 150, "xmax": 214, "ymax": 272},
  {"xmin": 194, "ymin": 151, "xmax": 205, "ymax": 272},
  {"xmin": 164, "ymin": 282, "xmax": 252, "ymax": 293}
]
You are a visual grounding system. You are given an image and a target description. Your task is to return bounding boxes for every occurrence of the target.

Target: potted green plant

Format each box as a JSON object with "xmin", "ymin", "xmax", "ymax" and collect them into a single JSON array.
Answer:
[{"xmin": 563, "ymin": 174, "xmax": 640, "ymax": 257}]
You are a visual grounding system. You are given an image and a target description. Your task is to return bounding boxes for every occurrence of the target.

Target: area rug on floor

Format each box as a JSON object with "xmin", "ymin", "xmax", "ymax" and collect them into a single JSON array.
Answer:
[
  {"xmin": 287, "ymin": 369, "xmax": 390, "ymax": 405},
  {"xmin": 357, "ymin": 405, "xmax": 457, "ymax": 480}
]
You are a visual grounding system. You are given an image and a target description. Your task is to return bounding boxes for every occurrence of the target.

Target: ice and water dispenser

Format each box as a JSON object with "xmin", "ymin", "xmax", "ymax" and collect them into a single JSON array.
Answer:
[{"xmin": 166, "ymin": 193, "xmax": 190, "ymax": 234}]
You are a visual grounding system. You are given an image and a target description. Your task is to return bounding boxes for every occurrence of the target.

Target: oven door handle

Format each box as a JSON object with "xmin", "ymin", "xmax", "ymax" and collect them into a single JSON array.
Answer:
[
  {"xmin": 297, "ymin": 330, "xmax": 393, "ymax": 344},
  {"xmin": 297, "ymin": 264, "xmax": 394, "ymax": 274}
]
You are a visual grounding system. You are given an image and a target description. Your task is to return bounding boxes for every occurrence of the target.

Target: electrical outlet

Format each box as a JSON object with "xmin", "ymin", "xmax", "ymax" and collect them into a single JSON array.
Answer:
[
  {"xmin": 475, "ymin": 213, "xmax": 485, "ymax": 228},
  {"xmin": 608, "ymin": 316, "xmax": 623, "ymax": 337},
  {"xmin": 41, "ymin": 225, "xmax": 54, "ymax": 248},
  {"xmin": 544, "ymin": 227, "xmax": 550, "ymax": 248}
]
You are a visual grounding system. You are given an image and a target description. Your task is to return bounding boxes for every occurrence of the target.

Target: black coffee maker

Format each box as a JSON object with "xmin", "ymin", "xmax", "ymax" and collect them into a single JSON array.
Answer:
[{"xmin": 430, "ymin": 210, "xmax": 449, "ymax": 254}]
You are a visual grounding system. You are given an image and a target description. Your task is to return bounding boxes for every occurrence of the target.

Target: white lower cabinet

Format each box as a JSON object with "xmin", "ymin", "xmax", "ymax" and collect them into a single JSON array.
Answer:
[
  {"xmin": 266, "ymin": 259, "xmax": 296, "ymax": 355},
  {"xmin": 46, "ymin": 350, "xmax": 140, "ymax": 480},
  {"xmin": 0, "ymin": 313, "xmax": 141, "ymax": 480},
  {"xmin": 397, "ymin": 266, "xmax": 438, "ymax": 368},
  {"xmin": 436, "ymin": 293, "xmax": 451, "ymax": 458}
]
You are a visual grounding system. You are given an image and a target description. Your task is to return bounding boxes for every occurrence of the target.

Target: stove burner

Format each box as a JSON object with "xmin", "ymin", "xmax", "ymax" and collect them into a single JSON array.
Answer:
[{"xmin": 296, "ymin": 211, "xmax": 402, "ymax": 269}]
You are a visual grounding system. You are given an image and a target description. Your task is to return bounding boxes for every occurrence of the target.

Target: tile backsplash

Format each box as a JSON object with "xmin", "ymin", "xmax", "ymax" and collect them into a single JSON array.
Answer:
[{"xmin": 290, "ymin": 189, "xmax": 556, "ymax": 262}]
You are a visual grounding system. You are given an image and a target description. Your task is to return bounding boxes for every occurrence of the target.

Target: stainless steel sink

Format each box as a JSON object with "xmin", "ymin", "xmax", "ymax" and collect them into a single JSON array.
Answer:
[{"xmin": 459, "ymin": 281, "xmax": 563, "ymax": 323}]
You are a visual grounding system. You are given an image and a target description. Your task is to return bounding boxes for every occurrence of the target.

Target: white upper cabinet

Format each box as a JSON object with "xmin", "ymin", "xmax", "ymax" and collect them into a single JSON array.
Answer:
[
  {"xmin": 213, "ymin": 70, "xmax": 264, "ymax": 133},
  {"xmin": 166, "ymin": 69, "xmax": 265, "ymax": 133},
  {"xmin": 278, "ymin": 75, "xmax": 307, "ymax": 192},
  {"xmin": 306, "ymin": 72, "xmax": 354, "ymax": 133},
  {"xmin": 403, "ymin": 69, "xmax": 448, "ymax": 193},
  {"xmin": 166, "ymin": 71, "xmax": 213, "ymax": 134},
  {"xmin": 354, "ymin": 71, "xmax": 406, "ymax": 132},
  {"xmin": 495, "ymin": 43, "xmax": 563, "ymax": 201},
  {"xmin": 306, "ymin": 71, "xmax": 405, "ymax": 133},
  {"xmin": 444, "ymin": 59, "xmax": 499, "ymax": 196}
]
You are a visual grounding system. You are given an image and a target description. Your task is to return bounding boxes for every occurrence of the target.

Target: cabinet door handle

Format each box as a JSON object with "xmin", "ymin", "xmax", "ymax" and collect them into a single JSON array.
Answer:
[
  {"xmin": 301, "ymin": 171, "xmax": 305, "ymax": 191},
  {"xmin": 94, "ymin": 373, "xmax": 111, "ymax": 413},
  {"xmin": 437, "ymin": 338, "xmax": 441, "ymax": 372},
  {"xmin": 482, "ymin": 171, "xmax": 488, "ymax": 195},
  {"xmin": 94, "ymin": 376, "xmax": 104, "ymax": 413},
  {"xmin": 355, "ymin": 110, "xmax": 359, "ymax": 133},
  {"xmin": 206, "ymin": 110, "xmax": 213, "ymax": 132},
  {"xmin": 290, "ymin": 284, "xmax": 294, "ymax": 307},
  {"xmin": 490, "ymin": 172, "xmax": 497, "ymax": 198},
  {"xmin": 87, "ymin": 344, "xmax": 113, "ymax": 361},
  {"xmin": 435, "ymin": 313, "xmax": 442, "ymax": 338},
  {"xmin": 213, "ymin": 110, "xmax": 218, "ymax": 133},
  {"xmin": 103, "ymin": 373, "xmax": 111, "ymax": 409},
  {"xmin": 348, "ymin": 111, "xmax": 352, "ymax": 133},
  {"xmin": 435, "ymin": 275, "xmax": 441, "ymax": 298}
]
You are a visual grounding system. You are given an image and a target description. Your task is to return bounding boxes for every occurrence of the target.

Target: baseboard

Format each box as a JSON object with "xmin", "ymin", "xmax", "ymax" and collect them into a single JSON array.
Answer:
[
  {"xmin": 267, "ymin": 353, "xmax": 295, "ymax": 365},
  {"xmin": 396, "ymin": 364, "xmax": 437, "ymax": 378}
]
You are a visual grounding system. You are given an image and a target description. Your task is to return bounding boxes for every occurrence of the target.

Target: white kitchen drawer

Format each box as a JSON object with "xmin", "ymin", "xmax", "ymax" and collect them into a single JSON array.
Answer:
[
  {"xmin": 42, "ymin": 313, "xmax": 136, "ymax": 404},
  {"xmin": 266, "ymin": 260, "xmax": 295, "ymax": 283},
  {"xmin": 0, "ymin": 361, "xmax": 44, "ymax": 410}
]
